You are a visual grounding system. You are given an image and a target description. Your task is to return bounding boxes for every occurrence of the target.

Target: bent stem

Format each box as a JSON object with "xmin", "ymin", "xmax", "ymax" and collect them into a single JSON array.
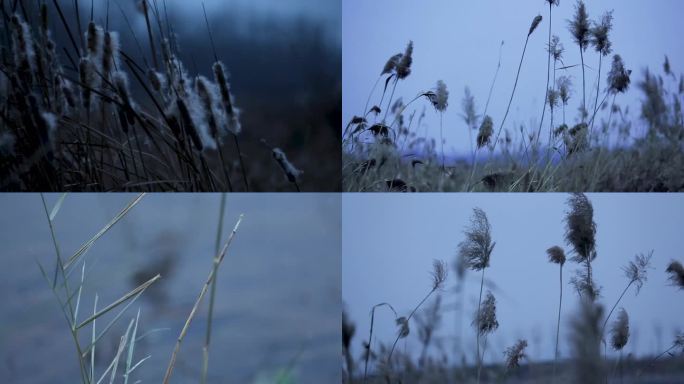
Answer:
[
  {"xmin": 493, "ymin": 33, "xmax": 531, "ymax": 153},
  {"xmin": 387, "ymin": 287, "xmax": 438, "ymax": 362}
]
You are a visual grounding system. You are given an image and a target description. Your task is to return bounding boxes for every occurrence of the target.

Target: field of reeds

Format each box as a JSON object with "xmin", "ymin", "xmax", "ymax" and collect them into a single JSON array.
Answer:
[
  {"xmin": 342, "ymin": 193, "xmax": 684, "ymax": 383},
  {"xmin": 343, "ymin": 1, "xmax": 684, "ymax": 192},
  {"xmin": 0, "ymin": 0, "xmax": 341, "ymax": 191}
]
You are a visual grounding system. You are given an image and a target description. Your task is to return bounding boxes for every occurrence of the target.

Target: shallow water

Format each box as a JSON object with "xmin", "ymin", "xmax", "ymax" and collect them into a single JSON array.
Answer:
[{"xmin": 0, "ymin": 193, "xmax": 341, "ymax": 383}]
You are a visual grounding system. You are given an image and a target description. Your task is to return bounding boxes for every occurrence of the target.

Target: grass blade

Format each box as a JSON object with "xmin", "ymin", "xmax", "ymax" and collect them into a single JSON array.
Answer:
[
  {"xmin": 64, "ymin": 194, "xmax": 145, "ymax": 270},
  {"xmin": 50, "ymin": 193, "xmax": 68, "ymax": 222},
  {"xmin": 76, "ymin": 274, "xmax": 160, "ymax": 330}
]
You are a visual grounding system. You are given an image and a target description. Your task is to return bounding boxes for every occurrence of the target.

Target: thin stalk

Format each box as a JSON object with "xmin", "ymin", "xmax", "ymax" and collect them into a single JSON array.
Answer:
[
  {"xmin": 200, "ymin": 193, "xmax": 227, "ymax": 384},
  {"xmin": 232, "ymin": 134, "xmax": 249, "ymax": 191},
  {"xmin": 580, "ymin": 48, "xmax": 586, "ymax": 121},
  {"xmin": 387, "ymin": 288, "xmax": 438, "ymax": 362},
  {"xmin": 439, "ymin": 112, "xmax": 445, "ymax": 169},
  {"xmin": 537, "ymin": 3, "xmax": 552, "ymax": 146},
  {"xmin": 475, "ymin": 267, "xmax": 485, "ymax": 383},
  {"xmin": 552, "ymin": 264, "xmax": 563, "ymax": 382},
  {"xmin": 382, "ymin": 77, "xmax": 398, "ymax": 122},
  {"xmin": 493, "ymin": 34, "xmax": 532, "ymax": 153},
  {"xmin": 477, "ymin": 335, "xmax": 489, "ymax": 383},
  {"xmin": 601, "ymin": 280, "xmax": 633, "ymax": 334},
  {"xmin": 162, "ymin": 214, "xmax": 244, "ymax": 384},
  {"xmin": 590, "ymin": 54, "xmax": 603, "ymax": 134}
]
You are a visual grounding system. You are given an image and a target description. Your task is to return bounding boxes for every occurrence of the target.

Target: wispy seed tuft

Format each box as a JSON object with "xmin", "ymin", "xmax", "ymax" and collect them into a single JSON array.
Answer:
[
  {"xmin": 547, "ymin": 246, "xmax": 566, "ymax": 265},
  {"xmin": 610, "ymin": 308, "xmax": 629, "ymax": 351},
  {"xmin": 665, "ymin": 260, "xmax": 684, "ymax": 289}
]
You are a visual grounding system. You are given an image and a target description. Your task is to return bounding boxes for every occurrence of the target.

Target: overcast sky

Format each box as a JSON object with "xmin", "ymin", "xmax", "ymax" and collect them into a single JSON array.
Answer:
[
  {"xmin": 343, "ymin": 193, "xmax": 684, "ymax": 366},
  {"xmin": 343, "ymin": 0, "xmax": 684, "ymax": 155}
]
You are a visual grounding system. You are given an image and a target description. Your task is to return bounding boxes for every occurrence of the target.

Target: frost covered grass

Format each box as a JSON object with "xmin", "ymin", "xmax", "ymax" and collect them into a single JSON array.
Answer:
[{"xmin": 343, "ymin": 1, "xmax": 684, "ymax": 192}]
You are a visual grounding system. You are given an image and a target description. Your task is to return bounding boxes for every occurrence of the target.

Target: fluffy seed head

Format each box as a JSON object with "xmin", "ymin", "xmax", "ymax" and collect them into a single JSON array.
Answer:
[
  {"xmin": 431, "ymin": 259, "xmax": 447, "ymax": 290},
  {"xmin": 381, "ymin": 53, "xmax": 403, "ymax": 75},
  {"xmin": 665, "ymin": 260, "xmax": 684, "ymax": 289},
  {"xmin": 273, "ymin": 148, "xmax": 303, "ymax": 183},
  {"xmin": 565, "ymin": 193, "xmax": 596, "ymax": 262},
  {"xmin": 569, "ymin": 1, "xmax": 590, "ymax": 50},
  {"xmin": 607, "ymin": 55, "xmax": 631, "ymax": 94},
  {"xmin": 504, "ymin": 339, "xmax": 528, "ymax": 370},
  {"xmin": 477, "ymin": 115, "xmax": 494, "ymax": 148},
  {"xmin": 622, "ymin": 251, "xmax": 653, "ymax": 293},
  {"xmin": 102, "ymin": 31, "xmax": 120, "ymax": 75},
  {"xmin": 558, "ymin": 76, "xmax": 572, "ymax": 105},
  {"xmin": 529, "ymin": 15, "xmax": 543, "ymax": 36},
  {"xmin": 458, "ymin": 207, "xmax": 495, "ymax": 271},
  {"xmin": 473, "ymin": 291, "xmax": 498, "ymax": 335},
  {"xmin": 547, "ymin": 246, "xmax": 566, "ymax": 265},
  {"xmin": 590, "ymin": 11, "xmax": 614, "ymax": 56},
  {"xmin": 212, "ymin": 61, "xmax": 242, "ymax": 135},
  {"xmin": 548, "ymin": 35, "xmax": 564, "ymax": 62},
  {"xmin": 86, "ymin": 22, "xmax": 103, "ymax": 59},
  {"xmin": 396, "ymin": 41, "xmax": 413, "ymax": 79},
  {"xmin": 547, "ymin": 88, "xmax": 560, "ymax": 110},
  {"xmin": 428, "ymin": 80, "xmax": 449, "ymax": 112},
  {"xmin": 610, "ymin": 308, "xmax": 629, "ymax": 351}
]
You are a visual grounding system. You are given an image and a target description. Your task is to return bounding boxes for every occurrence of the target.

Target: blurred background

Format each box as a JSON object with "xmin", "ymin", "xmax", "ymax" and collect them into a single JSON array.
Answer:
[
  {"xmin": 26, "ymin": 0, "xmax": 341, "ymax": 190},
  {"xmin": 0, "ymin": 193, "xmax": 341, "ymax": 383},
  {"xmin": 343, "ymin": 193, "xmax": 684, "ymax": 366}
]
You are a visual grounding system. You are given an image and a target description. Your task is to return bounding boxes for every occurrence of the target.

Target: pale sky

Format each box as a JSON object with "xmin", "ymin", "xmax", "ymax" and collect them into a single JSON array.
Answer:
[
  {"xmin": 343, "ymin": 193, "xmax": 684, "ymax": 366},
  {"xmin": 343, "ymin": 0, "xmax": 684, "ymax": 155}
]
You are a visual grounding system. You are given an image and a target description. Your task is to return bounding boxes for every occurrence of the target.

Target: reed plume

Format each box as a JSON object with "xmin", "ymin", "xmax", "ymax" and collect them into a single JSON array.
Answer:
[
  {"xmin": 602, "ymin": 251, "xmax": 652, "ymax": 335},
  {"xmin": 474, "ymin": 291, "xmax": 498, "ymax": 383},
  {"xmin": 610, "ymin": 308, "xmax": 629, "ymax": 351},
  {"xmin": 569, "ymin": 1, "xmax": 590, "ymax": 120},
  {"xmin": 565, "ymin": 193, "xmax": 598, "ymax": 301},
  {"xmin": 666, "ymin": 260, "xmax": 684, "ymax": 289},
  {"xmin": 589, "ymin": 10, "xmax": 614, "ymax": 133},
  {"xmin": 504, "ymin": 339, "xmax": 528, "ymax": 371}
]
